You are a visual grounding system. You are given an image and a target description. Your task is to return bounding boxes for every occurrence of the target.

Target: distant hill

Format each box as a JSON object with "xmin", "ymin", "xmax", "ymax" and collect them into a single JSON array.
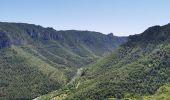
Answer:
[
  {"xmin": 0, "ymin": 22, "xmax": 127, "ymax": 99},
  {"xmin": 40, "ymin": 23, "xmax": 170, "ymax": 100}
]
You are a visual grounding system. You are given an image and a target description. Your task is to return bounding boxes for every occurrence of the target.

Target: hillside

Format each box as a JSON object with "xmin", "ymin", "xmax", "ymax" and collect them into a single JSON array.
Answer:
[
  {"xmin": 0, "ymin": 22, "xmax": 126, "ymax": 99},
  {"xmin": 40, "ymin": 24, "xmax": 170, "ymax": 100}
]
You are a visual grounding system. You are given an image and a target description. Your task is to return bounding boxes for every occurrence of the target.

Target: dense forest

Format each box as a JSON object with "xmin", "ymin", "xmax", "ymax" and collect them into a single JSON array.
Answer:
[
  {"xmin": 0, "ymin": 22, "xmax": 126, "ymax": 100},
  {"xmin": 38, "ymin": 24, "xmax": 170, "ymax": 100},
  {"xmin": 1, "ymin": 22, "xmax": 170, "ymax": 100}
]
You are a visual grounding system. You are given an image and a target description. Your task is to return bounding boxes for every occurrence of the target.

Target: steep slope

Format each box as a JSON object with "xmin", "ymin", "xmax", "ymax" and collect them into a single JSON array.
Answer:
[
  {"xmin": 0, "ymin": 46, "xmax": 64, "ymax": 99},
  {"xmin": 0, "ymin": 22, "xmax": 126, "ymax": 99},
  {"xmin": 0, "ymin": 22, "xmax": 126, "ymax": 67},
  {"xmin": 41, "ymin": 24, "xmax": 170, "ymax": 100}
]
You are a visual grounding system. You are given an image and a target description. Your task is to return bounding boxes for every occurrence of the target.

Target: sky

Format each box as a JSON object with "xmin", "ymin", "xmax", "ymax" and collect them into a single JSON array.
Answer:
[{"xmin": 0, "ymin": 0, "xmax": 170, "ymax": 36}]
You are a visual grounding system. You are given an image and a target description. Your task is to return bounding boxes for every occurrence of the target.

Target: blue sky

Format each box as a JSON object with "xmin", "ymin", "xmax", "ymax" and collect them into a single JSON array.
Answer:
[{"xmin": 0, "ymin": 0, "xmax": 170, "ymax": 36}]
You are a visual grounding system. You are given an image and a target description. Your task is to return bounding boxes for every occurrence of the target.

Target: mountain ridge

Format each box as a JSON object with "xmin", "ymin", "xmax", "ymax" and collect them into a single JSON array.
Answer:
[
  {"xmin": 0, "ymin": 22, "xmax": 127, "ymax": 99},
  {"xmin": 39, "ymin": 23, "xmax": 170, "ymax": 100}
]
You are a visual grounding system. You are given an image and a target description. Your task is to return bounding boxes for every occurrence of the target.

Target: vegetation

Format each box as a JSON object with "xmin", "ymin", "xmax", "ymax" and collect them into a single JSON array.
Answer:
[
  {"xmin": 1, "ymin": 22, "xmax": 170, "ymax": 100},
  {"xmin": 108, "ymin": 84, "xmax": 170, "ymax": 100},
  {"xmin": 0, "ymin": 22, "xmax": 126, "ymax": 99},
  {"xmin": 39, "ymin": 24, "xmax": 170, "ymax": 100}
]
